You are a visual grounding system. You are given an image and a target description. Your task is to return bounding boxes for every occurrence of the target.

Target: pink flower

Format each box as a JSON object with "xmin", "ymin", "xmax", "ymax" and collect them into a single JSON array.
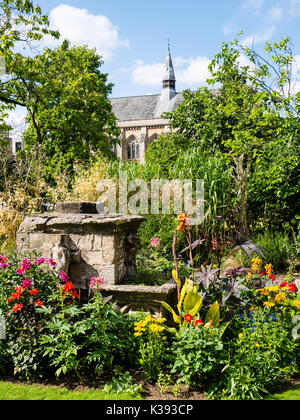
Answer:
[
  {"xmin": 48, "ymin": 259, "xmax": 57, "ymax": 268},
  {"xmin": 150, "ymin": 238, "xmax": 161, "ymax": 248},
  {"xmin": 34, "ymin": 257, "xmax": 45, "ymax": 265},
  {"xmin": 16, "ymin": 258, "xmax": 31, "ymax": 275},
  {"xmin": 21, "ymin": 278, "xmax": 33, "ymax": 289},
  {"xmin": 1, "ymin": 263, "xmax": 8, "ymax": 270},
  {"xmin": 89, "ymin": 277, "xmax": 104, "ymax": 291},
  {"xmin": 60, "ymin": 272, "xmax": 70, "ymax": 283}
]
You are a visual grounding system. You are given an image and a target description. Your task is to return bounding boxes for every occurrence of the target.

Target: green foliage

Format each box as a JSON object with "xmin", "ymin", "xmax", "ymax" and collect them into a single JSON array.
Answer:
[
  {"xmin": 163, "ymin": 36, "xmax": 300, "ymax": 232},
  {"xmin": 239, "ymin": 231, "xmax": 297, "ymax": 271},
  {"xmin": 39, "ymin": 289, "xmax": 138, "ymax": 379},
  {"xmin": 157, "ymin": 273, "xmax": 203, "ymax": 326},
  {"xmin": 169, "ymin": 325, "xmax": 227, "ymax": 387},
  {"xmin": 213, "ymin": 309, "xmax": 299, "ymax": 400},
  {"xmin": 0, "ymin": 253, "xmax": 60, "ymax": 379},
  {"xmin": 14, "ymin": 41, "xmax": 119, "ymax": 179},
  {"xmin": 102, "ymin": 371, "xmax": 144, "ymax": 398}
]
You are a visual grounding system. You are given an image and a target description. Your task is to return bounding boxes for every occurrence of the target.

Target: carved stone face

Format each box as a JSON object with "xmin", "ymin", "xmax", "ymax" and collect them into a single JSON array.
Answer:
[{"xmin": 52, "ymin": 243, "xmax": 70, "ymax": 275}]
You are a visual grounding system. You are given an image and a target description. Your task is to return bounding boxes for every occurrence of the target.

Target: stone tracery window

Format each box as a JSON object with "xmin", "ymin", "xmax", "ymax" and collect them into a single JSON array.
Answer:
[{"xmin": 127, "ymin": 136, "xmax": 140, "ymax": 160}]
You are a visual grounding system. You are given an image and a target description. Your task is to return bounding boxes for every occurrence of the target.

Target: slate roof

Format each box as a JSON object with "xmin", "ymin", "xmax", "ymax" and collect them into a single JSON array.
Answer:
[{"xmin": 110, "ymin": 92, "xmax": 185, "ymax": 122}]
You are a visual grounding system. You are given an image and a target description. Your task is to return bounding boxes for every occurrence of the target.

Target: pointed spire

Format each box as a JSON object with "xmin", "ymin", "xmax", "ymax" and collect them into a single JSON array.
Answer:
[{"xmin": 163, "ymin": 41, "xmax": 176, "ymax": 91}]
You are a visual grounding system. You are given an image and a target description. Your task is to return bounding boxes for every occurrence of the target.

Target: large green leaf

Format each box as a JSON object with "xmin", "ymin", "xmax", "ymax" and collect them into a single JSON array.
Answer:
[
  {"xmin": 156, "ymin": 300, "xmax": 181, "ymax": 324},
  {"xmin": 172, "ymin": 269, "xmax": 181, "ymax": 291},
  {"xmin": 189, "ymin": 296, "xmax": 203, "ymax": 317},
  {"xmin": 205, "ymin": 301, "xmax": 220, "ymax": 327},
  {"xmin": 177, "ymin": 278, "xmax": 188, "ymax": 314},
  {"xmin": 183, "ymin": 290, "xmax": 202, "ymax": 314}
]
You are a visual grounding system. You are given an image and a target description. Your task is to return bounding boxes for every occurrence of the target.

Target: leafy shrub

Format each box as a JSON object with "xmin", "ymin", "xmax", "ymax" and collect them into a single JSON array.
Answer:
[
  {"xmin": 39, "ymin": 283, "xmax": 138, "ymax": 379},
  {"xmin": 240, "ymin": 231, "xmax": 295, "ymax": 271},
  {"xmin": 213, "ymin": 308, "xmax": 299, "ymax": 400},
  {"xmin": 0, "ymin": 253, "xmax": 61, "ymax": 379},
  {"xmin": 169, "ymin": 324, "xmax": 227, "ymax": 387}
]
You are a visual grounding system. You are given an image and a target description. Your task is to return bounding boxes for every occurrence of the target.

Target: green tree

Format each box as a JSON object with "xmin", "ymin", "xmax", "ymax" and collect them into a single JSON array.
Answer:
[
  {"xmin": 0, "ymin": 0, "xmax": 59, "ymax": 107},
  {"xmin": 163, "ymin": 35, "xmax": 300, "ymax": 232},
  {"xmin": 12, "ymin": 41, "xmax": 120, "ymax": 179}
]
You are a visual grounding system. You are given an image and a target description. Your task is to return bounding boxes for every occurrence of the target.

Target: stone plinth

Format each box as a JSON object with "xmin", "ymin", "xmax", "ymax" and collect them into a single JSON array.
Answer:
[
  {"xmin": 101, "ymin": 281, "xmax": 178, "ymax": 320},
  {"xmin": 17, "ymin": 204, "xmax": 145, "ymax": 289}
]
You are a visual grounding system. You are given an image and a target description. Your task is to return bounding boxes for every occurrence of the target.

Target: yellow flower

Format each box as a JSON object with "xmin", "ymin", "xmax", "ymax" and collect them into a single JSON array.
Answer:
[
  {"xmin": 149, "ymin": 323, "xmax": 165, "ymax": 334},
  {"xmin": 256, "ymin": 288, "xmax": 269, "ymax": 296},
  {"xmin": 155, "ymin": 318, "xmax": 167, "ymax": 324},
  {"xmin": 238, "ymin": 333, "xmax": 244, "ymax": 339},
  {"xmin": 251, "ymin": 258, "xmax": 262, "ymax": 271},
  {"xmin": 134, "ymin": 331, "xmax": 143, "ymax": 337},
  {"xmin": 275, "ymin": 293, "xmax": 287, "ymax": 304},
  {"xmin": 265, "ymin": 264, "xmax": 273, "ymax": 275},
  {"xmin": 293, "ymin": 300, "xmax": 300, "ymax": 309},
  {"xmin": 263, "ymin": 301, "xmax": 275, "ymax": 308},
  {"xmin": 255, "ymin": 343, "xmax": 260, "ymax": 347},
  {"xmin": 265, "ymin": 286, "xmax": 279, "ymax": 293},
  {"xmin": 246, "ymin": 272, "xmax": 252, "ymax": 280},
  {"xmin": 144, "ymin": 314, "xmax": 153, "ymax": 323}
]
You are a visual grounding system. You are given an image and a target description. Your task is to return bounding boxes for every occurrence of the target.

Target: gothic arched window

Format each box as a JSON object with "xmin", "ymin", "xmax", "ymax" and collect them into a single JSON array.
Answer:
[{"xmin": 127, "ymin": 137, "xmax": 140, "ymax": 161}]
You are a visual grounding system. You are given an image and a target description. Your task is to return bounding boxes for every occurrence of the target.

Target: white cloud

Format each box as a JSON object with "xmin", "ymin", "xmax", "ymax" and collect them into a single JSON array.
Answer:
[
  {"xmin": 289, "ymin": 0, "xmax": 300, "ymax": 16},
  {"xmin": 132, "ymin": 60, "xmax": 165, "ymax": 86},
  {"xmin": 47, "ymin": 5, "xmax": 129, "ymax": 61},
  {"xmin": 176, "ymin": 57, "xmax": 212, "ymax": 85},
  {"xmin": 131, "ymin": 56, "xmax": 212, "ymax": 87},
  {"xmin": 6, "ymin": 106, "xmax": 28, "ymax": 138},
  {"xmin": 242, "ymin": 26, "xmax": 276, "ymax": 46},
  {"xmin": 267, "ymin": 6, "xmax": 283, "ymax": 22},
  {"xmin": 242, "ymin": 0, "xmax": 265, "ymax": 10}
]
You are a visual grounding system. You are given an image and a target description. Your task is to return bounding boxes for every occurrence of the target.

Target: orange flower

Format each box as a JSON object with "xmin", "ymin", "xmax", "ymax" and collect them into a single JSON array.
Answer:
[
  {"xmin": 177, "ymin": 213, "xmax": 186, "ymax": 222},
  {"xmin": 13, "ymin": 303, "xmax": 23, "ymax": 313},
  {"xmin": 176, "ymin": 222, "xmax": 184, "ymax": 231}
]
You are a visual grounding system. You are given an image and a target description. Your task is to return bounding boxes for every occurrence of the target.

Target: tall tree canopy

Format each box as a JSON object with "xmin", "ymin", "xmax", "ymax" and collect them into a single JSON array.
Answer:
[
  {"xmin": 14, "ymin": 41, "xmax": 119, "ymax": 177},
  {"xmin": 161, "ymin": 36, "xmax": 300, "ymax": 232}
]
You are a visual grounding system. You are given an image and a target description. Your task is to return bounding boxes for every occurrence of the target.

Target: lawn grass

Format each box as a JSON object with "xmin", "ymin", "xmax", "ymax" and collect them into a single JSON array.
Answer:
[
  {"xmin": 1, "ymin": 380, "xmax": 300, "ymax": 400},
  {"xmin": 266, "ymin": 386, "xmax": 300, "ymax": 400},
  {"xmin": 0, "ymin": 381, "xmax": 144, "ymax": 400}
]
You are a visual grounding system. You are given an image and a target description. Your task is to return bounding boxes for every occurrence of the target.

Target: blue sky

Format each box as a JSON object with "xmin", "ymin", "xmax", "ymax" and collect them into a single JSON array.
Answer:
[{"xmin": 8, "ymin": 0, "xmax": 300, "ymax": 135}]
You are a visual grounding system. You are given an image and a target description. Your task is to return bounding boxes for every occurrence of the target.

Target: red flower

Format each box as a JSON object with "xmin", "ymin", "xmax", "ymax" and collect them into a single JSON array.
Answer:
[
  {"xmin": 34, "ymin": 299, "xmax": 43, "ymax": 308},
  {"xmin": 269, "ymin": 274, "xmax": 276, "ymax": 282},
  {"xmin": 261, "ymin": 271, "xmax": 267, "ymax": 276},
  {"xmin": 280, "ymin": 282, "xmax": 288, "ymax": 288},
  {"xmin": 63, "ymin": 281, "xmax": 80, "ymax": 300},
  {"xmin": 195, "ymin": 319, "xmax": 203, "ymax": 327},
  {"xmin": 288, "ymin": 283, "xmax": 297, "ymax": 293},
  {"xmin": 184, "ymin": 314, "xmax": 194, "ymax": 323},
  {"xmin": 13, "ymin": 303, "xmax": 23, "ymax": 313},
  {"xmin": 29, "ymin": 289, "xmax": 39, "ymax": 296}
]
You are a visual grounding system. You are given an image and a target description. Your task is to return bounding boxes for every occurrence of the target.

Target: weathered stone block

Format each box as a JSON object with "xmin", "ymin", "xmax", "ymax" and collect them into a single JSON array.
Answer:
[{"xmin": 16, "ymin": 204, "xmax": 145, "ymax": 286}]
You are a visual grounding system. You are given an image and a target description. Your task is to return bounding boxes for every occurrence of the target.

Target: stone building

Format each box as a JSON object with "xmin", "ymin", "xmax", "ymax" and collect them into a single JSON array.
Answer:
[{"xmin": 110, "ymin": 47, "xmax": 184, "ymax": 163}]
